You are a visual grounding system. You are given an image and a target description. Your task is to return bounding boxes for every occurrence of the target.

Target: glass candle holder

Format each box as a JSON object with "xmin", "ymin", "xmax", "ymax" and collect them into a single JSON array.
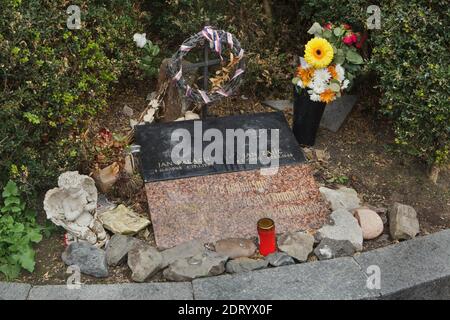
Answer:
[{"xmin": 257, "ymin": 218, "xmax": 276, "ymax": 256}]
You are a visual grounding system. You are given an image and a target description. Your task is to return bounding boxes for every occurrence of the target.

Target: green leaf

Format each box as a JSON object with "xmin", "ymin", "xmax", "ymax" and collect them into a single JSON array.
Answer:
[
  {"xmin": 333, "ymin": 27, "xmax": 344, "ymax": 37},
  {"xmin": 346, "ymin": 50, "xmax": 364, "ymax": 64},
  {"xmin": 329, "ymin": 82, "xmax": 341, "ymax": 92},
  {"xmin": 322, "ymin": 30, "xmax": 332, "ymax": 39},
  {"xmin": 4, "ymin": 196, "xmax": 20, "ymax": 206},
  {"xmin": 334, "ymin": 51, "xmax": 345, "ymax": 65},
  {"xmin": 2, "ymin": 181, "xmax": 19, "ymax": 198},
  {"xmin": 292, "ymin": 77, "xmax": 300, "ymax": 85},
  {"xmin": 18, "ymin": 249, "xmax": 35, "ymax": 273},
  {"xmin": 0, "ymin": 263, "xmax": 21, "ymax": 280}
]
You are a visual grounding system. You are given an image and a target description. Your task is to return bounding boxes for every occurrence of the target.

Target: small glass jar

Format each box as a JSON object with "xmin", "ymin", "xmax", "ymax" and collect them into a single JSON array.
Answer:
[{"xmin": 257, "ymin": 218, "xmax": 276, "ymax": 256}]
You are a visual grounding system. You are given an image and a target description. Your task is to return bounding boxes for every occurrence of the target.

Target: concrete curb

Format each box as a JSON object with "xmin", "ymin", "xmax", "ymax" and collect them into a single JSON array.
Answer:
[{"xmin": 2, "ymin": 229, "xmax": 450, "ymax": 300}]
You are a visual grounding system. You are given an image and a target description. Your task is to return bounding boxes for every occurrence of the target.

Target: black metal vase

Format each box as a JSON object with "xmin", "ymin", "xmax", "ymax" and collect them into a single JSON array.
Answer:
[{"xmin": 292, "ymin": 87, "xmax": 326, "ymax": 146}]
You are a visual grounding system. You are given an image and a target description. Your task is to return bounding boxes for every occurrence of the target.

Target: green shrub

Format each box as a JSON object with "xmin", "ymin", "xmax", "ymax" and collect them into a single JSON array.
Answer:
[
  {"xmin": 0, "ymin": 181, "xmax": 42, "ymax": 280},
  {"xmin": 143, "ymin": 0, "xmax": 301, "ymax": 97},
  {"xmin": 0, "ymin": 0, "xmax": 145, "ymax": 192},
  {"xmin": 300, "ymin": 0, "xmax": 450, "ymax": 166}
]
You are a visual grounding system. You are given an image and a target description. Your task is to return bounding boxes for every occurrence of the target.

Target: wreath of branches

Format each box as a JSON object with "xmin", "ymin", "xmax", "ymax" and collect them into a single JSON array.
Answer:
[{"xmin": 167, "ymin": 27, "xmax": 245, "ymax": 104}]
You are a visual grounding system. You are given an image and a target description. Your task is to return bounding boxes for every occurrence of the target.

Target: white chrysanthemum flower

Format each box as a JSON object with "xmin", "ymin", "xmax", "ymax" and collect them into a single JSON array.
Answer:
[
  {"xmin": 133, "ymin": 33, "xmax": 147, "ymax": 48},
  {"xmin": 313, "ymin": 68, "xmax": 332, "ymax": 84},
  {"xmin": 342, "ymin": 79, "xmax": 350, "ymax": 90},
  {"xmin": 297, "ymin": 80, "xmax": 305, "ymax": 88},
  {"xmin": 310, "ymin": 92, "xmax": 321, "ymax": 101},
  {"xmin": 335, "ymin": 64, "xmax": 345, "ymax": 82},
  {"xmin": 310, "ymin": 80, "xmax": 326, "ymax": 94}
]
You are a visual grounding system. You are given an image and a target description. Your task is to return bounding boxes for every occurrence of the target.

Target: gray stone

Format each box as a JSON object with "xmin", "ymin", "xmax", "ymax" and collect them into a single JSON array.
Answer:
[
  {"xmin": 161, "ymin": 239, "xmax": 205, "ymax": 267},
  {"xmin": 215, "ymin": 238, "xmax": 257, "ymax": 259},
  {"xmin": 314, "ymin": 238, "xmax": 356, "ymax": 260},
  {"xmin": 389, "ymin": 202, "xmax": 420, "ymax": 240},
  {"xmin": 277, "ymin": 231, "xmax": 314, "ymax": 262},
  {"xmin": 319, "ymin": 186, "xmax": 361, "ymax": 211},
  {"xmin": 317, "ymin": 209, "xmax": 363, "ymax": 251},
  {"xmin": 320, "ymin": 95, "xmax": 358, "ymax": 132},
  {"xmin": 0, "ymin": 282, "xmax": 31, "ymax": 300},
  {"xmin": 262, "ymin": 100, "xmax": 293, "ymax": 111},
  {"xmin": 62, "ymin": 242, "xmax": 108, "ymax": 278},
  {"xmin": 265, "ymin": 252, "xmax": 295, "ymax": 267},
  {"xmin": 163, "ymin": 251, "xmax": 228, "ymax": 282},
  {"xmin": 354, "ymin": 229, "xmax": 450, "ymax": 299},
  {"xmin": 193, "ymin": 257, "xmax": 377, "ymax": 300},
  {"xmin": 99, "ymin": 204, "xmax": 151, "ymax": 235},
  {"xmin": 225, "ymin": 258, "xmax": 268, "ymax": 273},
  {"xmin": 106, "ymin": 234, "xmax": 138, "ymax": 266},
  {"xmin": 127, "ymin": 240, "xmax": 163, "ymax": 282},
  {"xmin": 28, "ymin": 282, "xmax": 193, "ymax": 300},
  {"xmin": 122, "ymin": 105, "xmax": 134, "ymax": 117}
]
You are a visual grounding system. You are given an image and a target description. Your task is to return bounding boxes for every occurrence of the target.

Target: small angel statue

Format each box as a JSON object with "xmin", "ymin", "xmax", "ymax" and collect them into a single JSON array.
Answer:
[{"xmin": 44, "ymin": 171, "xmax": 108, "ymax": 247}]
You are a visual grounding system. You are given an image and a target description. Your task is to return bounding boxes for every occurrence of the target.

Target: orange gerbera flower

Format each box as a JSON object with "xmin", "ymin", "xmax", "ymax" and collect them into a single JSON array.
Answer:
[
  {"xmin": 327, "ymin": 65, "xmax": 338, "ymax": 80},
  {"xmin": 320, "ymin": 89, "xmax": 336, "ymax": 103},
  {"xmin": 296, "ymin": 66, "xmax": 314, "ymax": 86}
]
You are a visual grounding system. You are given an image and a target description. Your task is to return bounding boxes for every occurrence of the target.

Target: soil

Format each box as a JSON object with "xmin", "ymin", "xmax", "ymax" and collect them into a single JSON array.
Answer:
[{"xmin": 11, "ymin": 80, "xmax": 450, "ymax": 285}]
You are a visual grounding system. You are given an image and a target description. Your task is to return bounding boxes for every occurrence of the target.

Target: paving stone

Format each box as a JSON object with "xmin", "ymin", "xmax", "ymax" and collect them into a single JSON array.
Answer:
[
  {"xmin": 193, "ymin": 257, "xmax": 377, "ymax": 300},
  {"xmin": 28, "ymin": 283, "xmax": 193, "ymax": 300},
  {"xmin": 354, "ymin": 229, "xmax": 450, "ymax": 299},
  {"xmin": 0, "ymin": 282, "xmax": 31, "ymax": 300}
]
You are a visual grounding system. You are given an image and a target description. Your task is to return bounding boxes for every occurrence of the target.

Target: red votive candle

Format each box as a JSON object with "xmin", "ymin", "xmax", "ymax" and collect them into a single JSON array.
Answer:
[{"xmin": 257, "ymin": 218, "xmax": 276, "ymax": 256}]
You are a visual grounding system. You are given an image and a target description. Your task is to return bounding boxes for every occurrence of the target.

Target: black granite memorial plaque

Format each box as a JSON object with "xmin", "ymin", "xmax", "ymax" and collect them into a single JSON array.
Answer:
[{"xmin": 135, "ymin": 112, "xmax": 306, "ymax": 182}]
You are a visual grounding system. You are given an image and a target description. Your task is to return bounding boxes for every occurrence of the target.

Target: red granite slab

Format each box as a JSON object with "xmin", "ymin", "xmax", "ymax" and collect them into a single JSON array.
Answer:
[{"xmin": 145, "ymin": 164, "xmax": 330, "ymax": 249}]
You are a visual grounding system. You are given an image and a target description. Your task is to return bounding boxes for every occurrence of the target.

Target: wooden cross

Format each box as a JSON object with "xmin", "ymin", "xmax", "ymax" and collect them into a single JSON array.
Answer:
[{"xmin": 182, "ymin": 43, "xmax": 225, "ymax": 118}]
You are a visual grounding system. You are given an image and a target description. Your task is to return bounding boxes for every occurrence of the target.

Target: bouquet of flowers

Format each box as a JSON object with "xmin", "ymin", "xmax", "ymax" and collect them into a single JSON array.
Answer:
[{"xmin": 292, "ymin": 22, "xmax": 366, "ymax": 103}]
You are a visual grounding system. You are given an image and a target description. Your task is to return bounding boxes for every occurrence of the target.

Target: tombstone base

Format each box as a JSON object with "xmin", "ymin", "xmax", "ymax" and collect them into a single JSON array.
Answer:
[{"xmin": 145, "ymin": 164, "xmax": 329, "ymax": 249}]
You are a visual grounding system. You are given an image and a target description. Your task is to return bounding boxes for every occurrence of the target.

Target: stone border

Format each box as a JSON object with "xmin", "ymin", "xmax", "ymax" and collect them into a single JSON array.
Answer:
[{"xmin": 2, "ymin": 229, "xmax": 450, "ymax": 300}]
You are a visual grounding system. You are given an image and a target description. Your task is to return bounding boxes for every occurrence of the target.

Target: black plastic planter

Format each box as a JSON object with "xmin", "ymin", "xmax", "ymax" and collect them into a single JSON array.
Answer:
[{"xmin": 292, "ymin": 87, "xmax": 326, "ymax": 146}]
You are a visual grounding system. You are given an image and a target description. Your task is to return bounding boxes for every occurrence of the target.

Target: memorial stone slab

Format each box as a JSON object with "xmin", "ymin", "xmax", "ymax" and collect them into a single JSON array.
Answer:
[{"xmin": 135, "ymin": 112, "xmax": 329, "ymax": 249}]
